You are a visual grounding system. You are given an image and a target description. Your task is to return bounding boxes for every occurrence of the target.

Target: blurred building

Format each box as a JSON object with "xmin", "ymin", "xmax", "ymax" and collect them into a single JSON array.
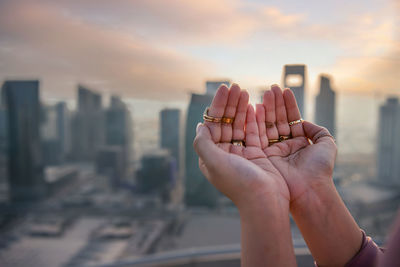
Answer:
[
  {"xmin": 96, "ymin": 146, "xmax": 124, "ymax": 188},
  {"xmin": 185, "ymin": 92, "xmax": 218, "ymax": 207},
  {"xmin": 137, "ymin": 150, "xmax": 176, "ymax": 201},
  {"xmin": 315, "ymin": 75, "xmax": 336, "ymax": 137},
  {"xmin": 377, "ymin": 97, "xmax": 400, "ymax": 186},
  {"xmin": 71, "ymin": 85, "xmax": 104, "ymax": 161},
  {"xmin": 1, "ymin": 80, "xmax": 45, "ymax": 201},
  {"xmin": 206, "ymin": 80, "xmax": 231, "ymax": 95},
  {"xmin": 56, "ymin": 102, "xmax": 71, "ymax": 158},
  {"xmin": 283, "ymin": 64, "xmax": 306, "ymax": 116},
  {"xmin": 160, "ymin": 108, "xmax": 180, "ymax": 168},
  {"xmin": 41, "ymin": 102, "xmax": 71, "ymax": 165},
  {"xmin": 104, "ymin": 95, "xmax": 133, "ymax": 178}
]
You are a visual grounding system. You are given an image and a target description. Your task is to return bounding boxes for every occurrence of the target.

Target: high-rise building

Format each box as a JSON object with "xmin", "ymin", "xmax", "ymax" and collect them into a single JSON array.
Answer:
[
  {"xmin": 136, "ymin": 149, "xmax": 176, "ymax": 201},
  {"xmin": 185, "ymin": 93, "xmax": 218, "ymax": 207},
  {"xmin": 56, "ymin": 102, "xmax": 70, "ymax": 158},
  {"xmin": 206, "ymin": 80, "xmax": 231, "ymax": 95},
  {"xmin": 283, "ymin": 64, "xmax": 306, "ymax": 116},
  {"xmin": 377, "ymin": 97, "xmax": 400, "ymax": 186},
  {"xmin": 160, "ymin": 108, "xmax": 180, "ymax": 168},
  {"xmin": 315, "ymin": 75, "xmax": 336, "ymax": 137},
  {"xmin": 1, "ymin": 80, "xmax": 45, "ymax": 201},
  {"xmin": 71, "ymin": 85, "xmax": 104, "ymax": 161},
  {"xmin": 96, "ymin": 146, "xmax": 124, "ymax": 189},
  {"xmin": 104, "ymin": 95, "xmax": 133, "ymax": 178}
]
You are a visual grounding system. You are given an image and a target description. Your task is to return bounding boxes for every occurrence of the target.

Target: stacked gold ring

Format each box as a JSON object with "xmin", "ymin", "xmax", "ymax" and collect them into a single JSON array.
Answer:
[
  {"xmin": 203, "ymin": 107, "xmax": 234, "ymax": 124},
  {"xmin": 203, "ymin": 107, "xmax": 222, "ymax": 123}
]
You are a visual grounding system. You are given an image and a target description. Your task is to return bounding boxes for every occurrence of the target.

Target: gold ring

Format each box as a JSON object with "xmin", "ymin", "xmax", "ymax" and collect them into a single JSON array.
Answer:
[
  {"xmin": 268, "ymin": 139, "xmax": 280, "ymax": 145},
  {"xmin": 221, "ymin": 117, "xmax": 234, "ymax": 124},
  {"xmin": 289, "ymin": 119, "xmax": 303, "ymax": 126},
  {"xmin": 279, "ymin": 135, "xmax": 291, "ymax": 141},
  {"xmin": 232, "ymin": 140, "xmax": 245, "ymax": 146},
  {"xmin": 203, "ymin": 107, "xmax": 222, "ymax": 123}
]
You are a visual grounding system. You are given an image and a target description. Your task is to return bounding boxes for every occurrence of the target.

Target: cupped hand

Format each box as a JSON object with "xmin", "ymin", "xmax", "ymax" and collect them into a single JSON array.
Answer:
[
  {"xmin": 193, "ymin": 84, "xmax": 290, "ymax": 208},
  {"xmin": 256, "ymin": 85, "xmax": 337, "ymax": 207}
]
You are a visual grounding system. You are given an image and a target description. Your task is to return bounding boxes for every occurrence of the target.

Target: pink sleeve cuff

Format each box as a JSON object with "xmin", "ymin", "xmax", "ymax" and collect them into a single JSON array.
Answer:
[{"xmin": 344, "ymin": 230, "xmax": 383, "ymax": 267}]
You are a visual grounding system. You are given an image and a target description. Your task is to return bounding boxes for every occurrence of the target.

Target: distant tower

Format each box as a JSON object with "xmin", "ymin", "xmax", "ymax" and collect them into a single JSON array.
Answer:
[
  {"xmin": 71, "ymin": 85, "xmax": 104, "ymax": 160},
  {"xmin": 185, "ymin": 93, "xmax": 218, "ymax": 207},
  {"xmin": 377, "ymin": 98, "xmax": 400, "ymax": 186},
  {"xmin": 1, "ymin": 80, "xmax": 45, "ymax": 201},
  {"xmin": 206, "ymin": 80, "xmax": 231, "ymax": 95},
  {"xmin": 160, "ymin": 108, "xmax": 180, "ymax": 168},
  {"xmin": 283, "ymin": 65, "xmax": 306, "ymax": 116},
  {"xmin": 103, "ymin": 96, "xmax": 133, "ymax": 177},
  {"xmin": 315, "ymin": 75, "xmax": 336, "ymax": 137}
]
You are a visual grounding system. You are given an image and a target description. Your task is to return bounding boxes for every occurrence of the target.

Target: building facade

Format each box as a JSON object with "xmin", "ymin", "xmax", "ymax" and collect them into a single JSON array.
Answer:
[
  {"xmin": 1, "ymin": 80, "xmax": 45, "ymax": 201},
  {"xmin": 283, "ymin": 64, "xmax": 306, "ymax": 117},
  {"xmin": 315, "ymin": 75, "xmax": 336, "ymax": 138},
  {"xmin": 377, "ymin": 97, "xmax": 400, "ymax": 186},
  {"xmin": 160, "ymin": 108, "xmax": 180, "ymax": 168}
]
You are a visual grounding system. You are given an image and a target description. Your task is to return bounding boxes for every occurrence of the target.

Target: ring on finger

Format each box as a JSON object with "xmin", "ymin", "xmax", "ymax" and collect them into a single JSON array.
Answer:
[
  {"xmin": 279, "ymin": 135, "xmax": 291, "ymax": 141},
  {"xmin": 232, "ymin": 140, "xmax": 245, "ymax": 146},
  {"xmin": 268, "ymin": 139, "xmax": 280, "ymax": 145},
  {"xmin": 203, "ymin": 107, "xmax": 222, "ymax": 123},
  {"xmin": 221, "ymin": 117, "xmax": 234, "ymax": 124},
  {"xmin": 288, "ymin": 119, "xmax": 303, "ymax": 126}
]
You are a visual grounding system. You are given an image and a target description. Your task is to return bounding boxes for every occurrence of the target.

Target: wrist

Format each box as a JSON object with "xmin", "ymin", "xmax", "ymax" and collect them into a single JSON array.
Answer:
[
  {"xmin": 290, "ymin": 178, "xmax": 336, "ymax": 216},
  {"xmin": 237, "ymin": 189, "xmax": 290, "ymax": 218}
]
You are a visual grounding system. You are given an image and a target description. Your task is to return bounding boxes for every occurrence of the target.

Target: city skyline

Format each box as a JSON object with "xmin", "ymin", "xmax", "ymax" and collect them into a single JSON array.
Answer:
[{"xmin": 0, "ymin": 0, "xmax": 398, "ymax": 101}]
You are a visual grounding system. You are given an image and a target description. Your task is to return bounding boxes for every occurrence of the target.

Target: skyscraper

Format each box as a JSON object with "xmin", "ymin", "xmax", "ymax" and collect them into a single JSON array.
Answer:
[
  {"xmin": 185, "ymin": 93, "xmax": 218, "ymax": 207},
  {"xmin": 283, "ymin": 64, "xmax": 306, "ymax": 116},
  {"xmin": 1, "ymin": 80, "xmax": 45, "ymax": 201},
  {"xmin": 71, "ymin": 85, "xmax": 104, "ymax": 161},
  {"xmin": 160, "ymin": 108, "xmax": 180, "ymax": 168},
  {"xmin": 315, "ymin": 75, "xmax": 336, "ymax": 137},
  {"xmin": 104, "ymin": 95, "xmax": 133, "ymax": 177},
  {"xmin": 377, "ymin": 97, "xmax": 400, "ymax": 186},
  {"xmin": 55, "ymin": 102, "xmax": 70, "ymax": 159}
]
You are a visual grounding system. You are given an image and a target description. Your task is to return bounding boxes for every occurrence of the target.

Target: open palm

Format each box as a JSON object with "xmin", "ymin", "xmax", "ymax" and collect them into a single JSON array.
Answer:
[{"xmin": 254, "ymin": 86, "xmax": 337, "ymax": 206}]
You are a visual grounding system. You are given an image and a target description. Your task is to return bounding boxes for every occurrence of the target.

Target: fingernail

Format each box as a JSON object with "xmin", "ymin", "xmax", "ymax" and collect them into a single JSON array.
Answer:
[{"xmin": 271, "ymin": 84, "xmax": 280, "ymax": 88}]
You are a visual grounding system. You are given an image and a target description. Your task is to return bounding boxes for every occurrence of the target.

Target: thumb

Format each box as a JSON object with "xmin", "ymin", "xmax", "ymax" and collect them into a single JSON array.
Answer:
[
  {"xmin": 302, "ymin": 121, "xmax": 335, "ymax": 145},
  {"xmin": 193, "ymin": 123, "xmax": 224, "ymax": 168}
]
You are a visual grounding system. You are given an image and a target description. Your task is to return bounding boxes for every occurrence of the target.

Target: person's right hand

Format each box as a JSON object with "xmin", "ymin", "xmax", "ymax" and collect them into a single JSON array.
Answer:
[{"xmin": 255, "ymin": 85, "xmax": 337, "ymax": 208}]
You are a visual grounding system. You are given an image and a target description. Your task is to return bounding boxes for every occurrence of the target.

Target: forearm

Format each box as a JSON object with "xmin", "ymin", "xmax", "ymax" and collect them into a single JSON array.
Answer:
[
  {"xmin": 239, "ymin": 194, "xmax": 296, "ymax": 267},
  {"xmin": 291, "ymin": 180, "xmax": 362, "ymax": 267}
]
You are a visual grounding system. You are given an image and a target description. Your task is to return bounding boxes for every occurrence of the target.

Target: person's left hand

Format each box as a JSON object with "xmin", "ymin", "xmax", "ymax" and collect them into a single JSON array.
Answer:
[{"xmin": 193, "ymin": 84, "xmax": 290, "ymax": 208}]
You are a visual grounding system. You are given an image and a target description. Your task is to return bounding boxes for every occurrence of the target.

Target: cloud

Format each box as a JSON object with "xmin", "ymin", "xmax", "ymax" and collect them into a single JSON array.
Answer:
[{"xmin": 0, "ymin": 0, "xmax": 214, "ymax": 100}]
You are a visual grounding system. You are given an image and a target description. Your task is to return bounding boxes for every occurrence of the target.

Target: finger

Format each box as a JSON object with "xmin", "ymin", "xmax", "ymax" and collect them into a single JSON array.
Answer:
[
  {"xmin": 221, "ymin": 84, "xmax": 241, "ymax": 142},
  {"xmin": 193, "ymin": 123, "xmax": 225, "ymax": 169},
  {"xmin": 231, "ymin": 90, "xmax": 249, "ymax": 153},
  {"xmin": 283, "ymin": 88, "xmax": 305, "ymax": 137},
  {"xmin": 256, "ymin": 104, "xmax": 268, "ymax": 150},
  {"xmin": 271, "ymin": 85, "xmax": 291, "ymax": 137},
  {"xmin": 302, "ymin": 121, "xmax": 335, "ymax": 146},
  {"xmin": 245, "ymin": 105, "xmax": 261, "ymax": 148},
  {"xmin": 263, "ymin": 90, "xmax": 279, "ymax": 142},
  {"xmin": 205, "ymin": 84, "xmax": 229, "ymax": 143}
]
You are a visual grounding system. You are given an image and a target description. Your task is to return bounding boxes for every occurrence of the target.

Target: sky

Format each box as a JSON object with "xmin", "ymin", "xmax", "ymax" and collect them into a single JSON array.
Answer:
[{"xmin": 0, "ymin": 0, "xmax": 398, "ymax": 101}]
